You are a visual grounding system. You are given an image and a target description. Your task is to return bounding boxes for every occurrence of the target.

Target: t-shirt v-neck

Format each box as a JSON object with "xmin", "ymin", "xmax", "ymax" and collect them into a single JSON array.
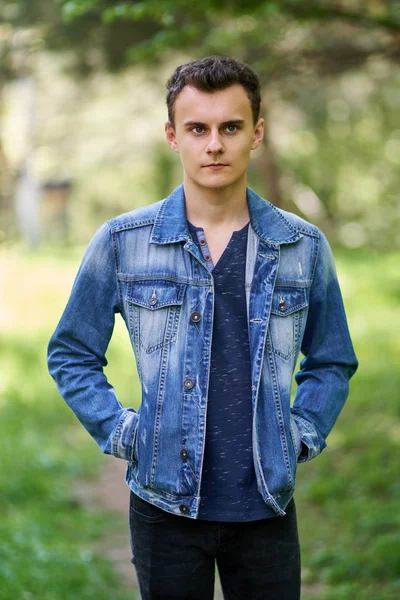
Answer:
[{"xmin": 187, "ymin": 221, "xmax": 250, "ymax": 271}]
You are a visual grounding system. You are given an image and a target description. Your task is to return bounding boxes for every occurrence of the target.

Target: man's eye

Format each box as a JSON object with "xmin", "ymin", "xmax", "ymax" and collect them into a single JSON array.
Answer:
[
  {"xmin": 225, "ymin": 125, "xmax": 238, "ymax": 133},
  {"xmin": 192, "ymin": 126, "xmax": 205, "ymax": 134}
]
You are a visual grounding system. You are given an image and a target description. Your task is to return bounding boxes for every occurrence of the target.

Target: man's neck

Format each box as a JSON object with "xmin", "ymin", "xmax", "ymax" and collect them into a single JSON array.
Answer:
[{"xmin": 183, "ymin": 174, "xmax": 250, "ymax": 231}]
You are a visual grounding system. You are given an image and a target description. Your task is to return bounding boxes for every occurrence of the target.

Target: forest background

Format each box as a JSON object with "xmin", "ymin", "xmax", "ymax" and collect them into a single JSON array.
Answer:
[{"xmin": 0, "ymin": 1, "xmax": 399, "ymax": 599}]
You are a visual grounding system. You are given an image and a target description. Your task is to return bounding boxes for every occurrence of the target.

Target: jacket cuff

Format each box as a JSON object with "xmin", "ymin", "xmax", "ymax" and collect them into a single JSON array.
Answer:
[
  {"xmin": 110, "ymin": 409, "xmax": 139, "ymax": 461},
  {"xmin": 292, "ymin": 413, "xmax": 326, "ymax": 463}
]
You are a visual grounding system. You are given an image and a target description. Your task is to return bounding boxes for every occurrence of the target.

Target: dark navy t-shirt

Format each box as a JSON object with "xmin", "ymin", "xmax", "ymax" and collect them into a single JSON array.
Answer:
[{"xmin": 188, "ymin": 221, "xmax": 275, "ymax": 522}]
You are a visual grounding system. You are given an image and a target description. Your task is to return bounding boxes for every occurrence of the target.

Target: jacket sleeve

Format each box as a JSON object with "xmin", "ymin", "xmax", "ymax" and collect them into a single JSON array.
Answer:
[
  {"xmin": 47, "ymin": 222, "xmax": 138, "ymax": 461},
  {"xmin": 291, "ymin": 230, "xmax": 358, "ymax": 462}
]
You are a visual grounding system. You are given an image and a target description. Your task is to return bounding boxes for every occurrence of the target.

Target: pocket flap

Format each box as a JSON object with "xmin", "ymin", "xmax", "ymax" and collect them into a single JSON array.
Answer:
[
  {"xmin": 127, "ymin": 281, "xmax": 186, "ymax": 310},
  {"xmin": 271, "ymin": 286, "xmax": 308, "ymax": 317}
]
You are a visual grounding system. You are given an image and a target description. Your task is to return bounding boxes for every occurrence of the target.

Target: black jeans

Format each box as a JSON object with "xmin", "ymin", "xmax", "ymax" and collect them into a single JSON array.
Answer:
[{"xmin": 129, "ymin": 491, "xmax": 301, "ymax": 600}]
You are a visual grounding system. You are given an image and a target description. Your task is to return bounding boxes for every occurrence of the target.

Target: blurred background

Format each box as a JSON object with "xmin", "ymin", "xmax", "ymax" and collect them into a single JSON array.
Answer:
[{"xmin": 0, "ymin": 1, "xmax": 399, "ymax": 599}]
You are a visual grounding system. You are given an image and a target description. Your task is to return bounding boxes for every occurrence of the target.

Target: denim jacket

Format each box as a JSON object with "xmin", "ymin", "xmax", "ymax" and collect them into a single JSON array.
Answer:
[{"xmin": 48, "ymin": 185, "xmax": 358, "ymax": 518}]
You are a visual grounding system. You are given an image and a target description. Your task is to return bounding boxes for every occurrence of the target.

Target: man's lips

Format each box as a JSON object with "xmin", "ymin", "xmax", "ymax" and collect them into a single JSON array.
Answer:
[{"xmin": 203, "ymin": 163, "xmax": 228, "ymax": 169}]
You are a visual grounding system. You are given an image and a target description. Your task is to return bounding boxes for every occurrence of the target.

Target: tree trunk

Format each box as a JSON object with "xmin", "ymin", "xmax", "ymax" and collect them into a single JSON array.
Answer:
[{"xmin": 13, "ymin": 76, "xmax": 41, "ymax": 248}]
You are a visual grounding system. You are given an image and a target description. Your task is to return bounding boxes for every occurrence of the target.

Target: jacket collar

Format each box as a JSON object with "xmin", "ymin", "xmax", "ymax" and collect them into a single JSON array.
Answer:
[{"xmin": 150, "ymin": 184, "xmax": 302, "ymax": 247}]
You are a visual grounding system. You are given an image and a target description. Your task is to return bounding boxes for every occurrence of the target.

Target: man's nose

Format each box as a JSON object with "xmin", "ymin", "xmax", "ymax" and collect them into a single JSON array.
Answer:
[{"xmin": 206, "ymin": 129, "xmax": 224, "ymax": 154}]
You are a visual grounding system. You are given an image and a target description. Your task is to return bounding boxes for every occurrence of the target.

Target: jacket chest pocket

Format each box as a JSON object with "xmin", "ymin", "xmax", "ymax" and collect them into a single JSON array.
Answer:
[
  {"xmin": 268, "ymin": 286, "xmax": 308, "ymax": 360},
  {"xmin": 126, "ymin": 280, "xmax": 186, "ymax": 354}
]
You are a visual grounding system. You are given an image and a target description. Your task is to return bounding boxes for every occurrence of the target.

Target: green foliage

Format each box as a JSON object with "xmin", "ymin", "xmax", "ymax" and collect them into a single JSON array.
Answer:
[
  {"xmin": 59, "ymin": 0, "xmax": 400, "ymax": 27},
  {"xmin": 60, "ymin": 0, "xmax": 400, "ymax": 36}
]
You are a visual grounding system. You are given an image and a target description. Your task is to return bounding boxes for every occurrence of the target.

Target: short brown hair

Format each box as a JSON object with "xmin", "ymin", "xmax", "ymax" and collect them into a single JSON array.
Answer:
[{"xmin": 166, "ymin": 56, "xmax": 261, "ymax": 126}]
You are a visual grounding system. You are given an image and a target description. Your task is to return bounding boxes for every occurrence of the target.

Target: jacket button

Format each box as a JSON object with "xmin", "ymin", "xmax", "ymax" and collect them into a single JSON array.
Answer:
[
  {"xmin": 180, "ymin": 448, "xmax": 188, "ymax": 460},
  {"xmin": 149, "ymin": 290, "xmax": 157, "ymax": 306},
  {"xmin": 204, "ymin": 254, "xmax": 211, "ymax": 261},
  {"xmin": 190, "ymin": 311, "xmax": 201, "ymax": 323},
  {"xmin": 278, "ymin": 296, "xmax": 287, "ymax": 312},
  {"xmin": 199, "ymin": 239, "xmax": 206, "ymax": 246},
  {"xmin": 179, "ymin": 504, "xmax": 189, "ymax": 515},
  {"xmin": 184, "ymin": 378, "xmax": 194, "ymax": 391}
]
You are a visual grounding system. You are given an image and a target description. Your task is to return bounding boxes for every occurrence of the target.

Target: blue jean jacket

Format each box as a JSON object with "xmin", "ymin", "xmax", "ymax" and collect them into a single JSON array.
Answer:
[{"xmin": 48, "ymin": 185, "xmax": 358, "ymax": 518}]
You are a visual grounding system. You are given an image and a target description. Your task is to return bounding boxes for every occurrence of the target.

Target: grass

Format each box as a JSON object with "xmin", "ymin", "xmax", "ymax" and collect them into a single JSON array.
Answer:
[{"xmin": 0, "ymin": 244, "xmax": 399, "ymax": 599}]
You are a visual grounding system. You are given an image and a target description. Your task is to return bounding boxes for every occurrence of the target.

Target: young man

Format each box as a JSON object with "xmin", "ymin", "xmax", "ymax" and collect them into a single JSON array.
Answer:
[{"xmin": 48, "ymin": 56, "xmax": 358, "ymax": 599}]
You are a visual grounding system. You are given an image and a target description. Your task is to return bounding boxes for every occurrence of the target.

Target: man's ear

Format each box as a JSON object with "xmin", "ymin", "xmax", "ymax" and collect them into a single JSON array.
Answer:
[
  {"xmin": 250, "ymin": 118, "xmax": 264, "ymax": 151},
  {"xmin": 165, "ymin": 122, "xmax": 179, "ymax": 153}
]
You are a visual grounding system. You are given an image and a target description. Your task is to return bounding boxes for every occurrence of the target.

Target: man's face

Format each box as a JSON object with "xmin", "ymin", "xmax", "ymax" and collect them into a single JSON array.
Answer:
[{"xmin": 165, "ymin": 84, "xmax": 264, "ymax": 192}]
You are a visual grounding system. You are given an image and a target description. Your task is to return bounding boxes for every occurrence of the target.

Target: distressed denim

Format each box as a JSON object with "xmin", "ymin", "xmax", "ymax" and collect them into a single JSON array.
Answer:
[{"xmin": 48, "ymin": 185, "xmax": 358, "ymax": 518}]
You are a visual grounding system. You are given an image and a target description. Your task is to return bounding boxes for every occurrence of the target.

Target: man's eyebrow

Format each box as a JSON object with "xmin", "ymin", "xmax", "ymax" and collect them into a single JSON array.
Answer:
[{"xmin": 183, "ymin": 119, "xmax": 245, "ymax": 128}]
